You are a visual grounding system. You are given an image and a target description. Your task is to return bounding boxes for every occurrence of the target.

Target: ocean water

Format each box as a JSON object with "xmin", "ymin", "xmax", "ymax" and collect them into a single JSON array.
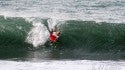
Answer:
[{"xmin": 0, "ymin": 0, "xmax": 125, "ymax": 70}]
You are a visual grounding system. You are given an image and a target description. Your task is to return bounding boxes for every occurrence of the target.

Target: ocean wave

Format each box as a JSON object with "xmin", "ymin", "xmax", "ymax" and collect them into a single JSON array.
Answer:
[
  {"xmin": 1, "ymin": 16, "xmax": 125, "ymax": 52},
  {"xmin": 0, "ymin": 16, "xmax": 125, "ymax": 60}
]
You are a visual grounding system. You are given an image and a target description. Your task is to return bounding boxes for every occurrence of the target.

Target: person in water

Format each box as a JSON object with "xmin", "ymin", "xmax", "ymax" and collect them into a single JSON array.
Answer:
[{"xmin": 49, "ymin": 27, "xmax": 60, "ymax": 44}]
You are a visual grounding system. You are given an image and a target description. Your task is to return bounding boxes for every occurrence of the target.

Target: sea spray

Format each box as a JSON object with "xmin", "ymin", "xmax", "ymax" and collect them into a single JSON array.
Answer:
[
  {"xmin": 47, "ymin": 18, "xmax": 58, "ymax": 31},
  {"xmin": 26, "ymin": 22, "xmax": 49, "ymax": 47}
]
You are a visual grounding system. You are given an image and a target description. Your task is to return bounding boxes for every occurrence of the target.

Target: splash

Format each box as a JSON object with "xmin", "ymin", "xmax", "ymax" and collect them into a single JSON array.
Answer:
[
  {"xmin": 47, "ymin": 18, "xmax": 58, "ymax": 31},
  {"xmin": 26, "ymin": 22, "xmax": 49, "ymax": 47}
]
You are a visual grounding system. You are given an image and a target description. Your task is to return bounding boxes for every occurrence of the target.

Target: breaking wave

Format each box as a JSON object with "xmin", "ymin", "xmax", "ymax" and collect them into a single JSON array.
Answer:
[{"xmin": 0, "ymin": 15, "xmax": 125, "ymax": 60}]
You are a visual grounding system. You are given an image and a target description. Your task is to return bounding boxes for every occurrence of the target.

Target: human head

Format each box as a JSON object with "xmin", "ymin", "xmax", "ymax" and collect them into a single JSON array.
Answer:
[{"xmin": 56, "ymin": 31, "xmax": 60, "ymax": 36}]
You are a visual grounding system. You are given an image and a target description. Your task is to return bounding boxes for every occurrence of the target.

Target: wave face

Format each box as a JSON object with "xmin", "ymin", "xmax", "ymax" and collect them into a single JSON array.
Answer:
[
  {"xmin": 59, "ymin": 21, "xmax": 125, "ymax": 52},
  {"xmin": 0, "ymin": 16, "xmax": 32, "ymax": 51}
]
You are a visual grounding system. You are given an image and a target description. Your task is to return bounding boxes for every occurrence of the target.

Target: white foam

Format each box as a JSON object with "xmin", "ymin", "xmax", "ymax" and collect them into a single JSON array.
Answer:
[
  {"xmin": 0, "ymin": 60, "xmax": 125, "ymax": 70},
  {"xmin": 47, "ymin": 18, "xmax": 58, "ymax": 31},
  {"xmin": 25, "ymin": 22, "xmax": 49, "ymax": 47}
]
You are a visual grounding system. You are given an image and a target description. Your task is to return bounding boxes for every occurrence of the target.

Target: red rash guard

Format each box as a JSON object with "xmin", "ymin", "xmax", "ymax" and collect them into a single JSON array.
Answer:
[{"xmin": 49, "ymin": 32, "xmax": 57, "ymax": 42}]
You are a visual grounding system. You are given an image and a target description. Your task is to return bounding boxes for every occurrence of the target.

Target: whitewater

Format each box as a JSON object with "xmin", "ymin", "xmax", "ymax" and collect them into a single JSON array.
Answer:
[
  {"xmin": 0, "ymin": 0, "xmax": 125, "ymax": 70},
  {"xmin": 0, "ymin": 60, "xmax": 125, "ymax": 70}
]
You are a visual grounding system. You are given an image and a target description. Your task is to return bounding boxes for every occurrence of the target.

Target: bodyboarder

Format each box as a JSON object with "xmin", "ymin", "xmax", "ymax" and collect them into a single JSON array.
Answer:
[{"xmin": 49, "ymin": 27, "xmax": 60, "ymax": 44}]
